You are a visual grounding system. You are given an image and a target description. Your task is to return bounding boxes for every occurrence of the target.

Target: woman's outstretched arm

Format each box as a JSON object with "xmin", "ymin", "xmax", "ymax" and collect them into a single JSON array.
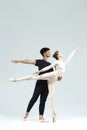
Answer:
[{"xmin": 64, "ymin": 46, "xmax": 80, "ymax": 65}]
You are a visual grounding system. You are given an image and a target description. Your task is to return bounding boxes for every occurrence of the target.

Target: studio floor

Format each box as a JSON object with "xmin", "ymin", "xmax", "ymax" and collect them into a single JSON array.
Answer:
[{"xmin": 0, "ymin": 115, "xmax": 87, "ymax": 130}]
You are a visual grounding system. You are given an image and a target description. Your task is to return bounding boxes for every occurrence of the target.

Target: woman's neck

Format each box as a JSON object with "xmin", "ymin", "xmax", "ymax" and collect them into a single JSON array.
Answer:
[{"xmin": 58, "ymin": 57, "xmax": 63, "ymax": 61}]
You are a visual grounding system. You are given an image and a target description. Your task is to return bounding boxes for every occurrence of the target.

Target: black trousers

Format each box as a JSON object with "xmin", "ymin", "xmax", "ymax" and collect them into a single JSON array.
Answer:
[{"xmin": 26, "ymin": 80, "xmax": 49, "ymax": 115}]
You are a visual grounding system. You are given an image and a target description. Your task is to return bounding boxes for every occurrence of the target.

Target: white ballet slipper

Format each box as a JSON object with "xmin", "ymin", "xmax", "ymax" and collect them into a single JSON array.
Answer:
[
  {"xmin": 9, "ymin": 77, "xmax": 17, "ymax": 82},
  {"xmin": 51, "ymin": 112, "xmax": 56, "ymax": 123}
]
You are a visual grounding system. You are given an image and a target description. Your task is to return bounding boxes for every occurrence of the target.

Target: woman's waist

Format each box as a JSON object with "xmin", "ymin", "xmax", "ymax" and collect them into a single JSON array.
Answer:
[{"xmin": 56, "ymin": 70, "xmax": 64, "ymax": 75}]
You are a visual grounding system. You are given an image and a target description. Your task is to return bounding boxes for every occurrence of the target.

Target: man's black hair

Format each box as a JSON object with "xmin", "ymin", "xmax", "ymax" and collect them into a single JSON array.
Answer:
[{"xmin": 40, "ymin": 47, "xmax": 50, "ymax": 56}]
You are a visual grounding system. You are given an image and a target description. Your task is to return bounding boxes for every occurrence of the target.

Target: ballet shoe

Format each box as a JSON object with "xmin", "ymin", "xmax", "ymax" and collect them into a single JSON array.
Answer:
[
  {"xmin": 9, "ymin": 77, "xmax": 17, "ymax": 82},
  {"xmin": 51, "ymin": 112, "xmax": 56, "ymax": 123},
  {"xmin": 23, "ymin": 112, "xmax": 29, "ymax": 121}
]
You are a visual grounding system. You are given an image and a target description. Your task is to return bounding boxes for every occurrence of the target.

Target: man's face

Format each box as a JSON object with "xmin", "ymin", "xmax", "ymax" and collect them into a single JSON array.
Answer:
[{"xmin": 44, "ymin": 50, "xmax": 51, "ymax": 58}]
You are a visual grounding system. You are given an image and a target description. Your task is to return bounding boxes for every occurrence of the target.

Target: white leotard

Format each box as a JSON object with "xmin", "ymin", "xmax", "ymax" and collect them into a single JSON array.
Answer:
[{"xmin": 52, "ymin": 60, "xmax": 65, "ymax": 73}]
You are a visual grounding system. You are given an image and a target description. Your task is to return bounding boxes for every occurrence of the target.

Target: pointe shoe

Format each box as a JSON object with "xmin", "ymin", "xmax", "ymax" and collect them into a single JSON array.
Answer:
[
  {"xmin": 23, "ymin": 112, "xmax": 29, "ymax": 121},
  {"xmin": 51, "ymin": 112, "xmax": 56, "ymax": 123},
  {"xmin": 9, "ymin": 77, "xmax": 17, "ymax": 82}
]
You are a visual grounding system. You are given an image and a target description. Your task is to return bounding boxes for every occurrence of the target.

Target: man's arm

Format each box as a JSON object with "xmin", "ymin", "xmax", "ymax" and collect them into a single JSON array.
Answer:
[{"xmin": 11, "ymin": 60, "xmax": 36, "ymax": 65}]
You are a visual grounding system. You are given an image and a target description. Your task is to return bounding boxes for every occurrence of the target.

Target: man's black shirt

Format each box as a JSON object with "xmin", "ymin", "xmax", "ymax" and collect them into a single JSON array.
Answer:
[{"xmin": 35, "ymin": 59, "xmax": 53, "ymax": 85}]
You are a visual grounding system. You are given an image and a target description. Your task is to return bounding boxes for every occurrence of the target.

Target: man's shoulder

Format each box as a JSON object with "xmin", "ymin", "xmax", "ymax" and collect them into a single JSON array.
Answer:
[
  {"xmin": 35, "ymin": 59, "xmax": 51, "ymax": 66},
  {"xmin": 36, "ymin": 59, "xmax": 50, "ymax": 63},
  {"xmin": 35, "ymin": 59, "xmax": 43, "ymax": 63},
  {"xmin": 35, "ymin": 59, "xmax": 44, "ymax": 66},
  {"xmin": 35, "ymin": 59, "xmax": 42, "ymax": 61}
]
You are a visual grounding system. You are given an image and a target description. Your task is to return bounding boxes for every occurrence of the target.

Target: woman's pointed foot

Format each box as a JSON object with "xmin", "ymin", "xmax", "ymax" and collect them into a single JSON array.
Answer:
[
  {"xmin": 52, "ymin": 112, "xmax": 56, "ymax": 123},
  {"xmin": 9, "ymin": 77, "xmax": 17, "ymax": 82}
]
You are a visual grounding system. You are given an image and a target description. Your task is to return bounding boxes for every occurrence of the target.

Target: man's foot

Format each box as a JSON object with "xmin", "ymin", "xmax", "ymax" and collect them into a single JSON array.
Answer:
[
  {"xmin": 23, "ymin": 112, "xmax": 29, "ymax": 121},
  {"xmin": 39, "ymin": 119, "xmax": 49, "ymax": 123},
  {"xmin": 39, "ymin": 115, "xmax": 44, "ymax": 120},
  {"xmin": 9, "ymin": 77, "xmax": 17, "ymax": 82},
  {"xmin": 39, "ymin": 115, "xmax": 49, "ymax": 122}
]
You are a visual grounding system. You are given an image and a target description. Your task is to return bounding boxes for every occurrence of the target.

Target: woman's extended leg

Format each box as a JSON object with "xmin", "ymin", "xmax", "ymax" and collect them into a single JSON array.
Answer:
[{"xmin": 9, "ymin": 71, "xmax": 57, "ymax": 82}]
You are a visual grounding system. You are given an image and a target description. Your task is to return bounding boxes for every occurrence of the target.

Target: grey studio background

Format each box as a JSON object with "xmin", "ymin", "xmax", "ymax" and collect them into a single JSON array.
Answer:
[{"xmin": 0, "ymin": 0, "xmax": 87, "ymax": 119}]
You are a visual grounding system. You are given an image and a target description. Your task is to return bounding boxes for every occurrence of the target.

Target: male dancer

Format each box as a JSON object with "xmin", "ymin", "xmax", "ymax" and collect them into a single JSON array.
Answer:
[{"xmin": 11, "ymin": 47, "xmax": 53, "ymax": 121}]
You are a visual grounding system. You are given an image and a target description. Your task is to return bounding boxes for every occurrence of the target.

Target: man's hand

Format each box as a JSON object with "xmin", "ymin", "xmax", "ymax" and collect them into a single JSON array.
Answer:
[
  {"xmin": 57, "ymin": 71, "xmax": 63, "ymax": 81},
  {"xmin": 58, "ymin": 76, "xmax": 62, "ymax": 81},
  {"xmin": 11, "ymin": 60, "xmax": 36, "ymax": 64},
  {"xmin": 11, "ymin": 60, "xmax": 19, "ymax": 63}
]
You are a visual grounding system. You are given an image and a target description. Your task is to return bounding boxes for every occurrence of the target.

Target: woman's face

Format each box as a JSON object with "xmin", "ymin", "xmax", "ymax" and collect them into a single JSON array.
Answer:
[{"xmin": 57, "ymin": 51, "xmax": 63, "ymax": 59}]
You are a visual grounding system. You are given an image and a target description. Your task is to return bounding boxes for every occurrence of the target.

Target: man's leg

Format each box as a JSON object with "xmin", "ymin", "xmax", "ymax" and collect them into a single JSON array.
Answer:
[
  {"xmin": 23, "ymin": 85, "xmax": 41, "ymax": 121},
  {"xmin": 39, "ymin": 83, "xmax": 49, "ymax": 121}
]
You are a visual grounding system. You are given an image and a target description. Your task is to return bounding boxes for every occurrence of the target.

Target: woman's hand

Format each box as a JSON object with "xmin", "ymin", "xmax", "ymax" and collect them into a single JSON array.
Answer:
[
  {"xmin": 73, "ymin": 45, "xmax": 80, "ymax": 51},
  {"xmin": 33, "ymin": 71, "xmax": 40, "ymax": 75}
]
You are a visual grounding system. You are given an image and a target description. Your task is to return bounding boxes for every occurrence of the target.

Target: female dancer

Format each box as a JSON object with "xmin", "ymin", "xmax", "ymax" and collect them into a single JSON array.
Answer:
[{"xmin": 9, "ymin": 46, "xmax": 79, "ymax": 122}]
